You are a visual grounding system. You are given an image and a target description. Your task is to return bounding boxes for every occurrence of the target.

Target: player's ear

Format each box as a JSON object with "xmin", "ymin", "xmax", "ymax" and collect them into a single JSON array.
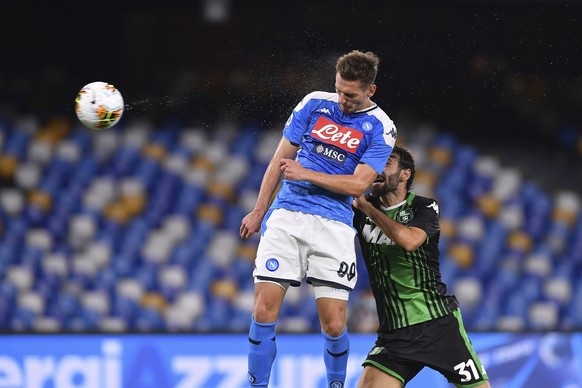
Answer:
[
  {"xmin": 400, "ymin": 168, "xmax": 411, "ymax": 183},
  {"xmin": 367, "ymin": 84, "xmax": 376, "ymax": 97}
]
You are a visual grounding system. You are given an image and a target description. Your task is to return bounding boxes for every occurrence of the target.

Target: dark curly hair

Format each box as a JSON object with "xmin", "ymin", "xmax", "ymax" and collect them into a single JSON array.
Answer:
[{"xmin": 391, "ymin": 145, "xmax": 416, "ymax": 192}]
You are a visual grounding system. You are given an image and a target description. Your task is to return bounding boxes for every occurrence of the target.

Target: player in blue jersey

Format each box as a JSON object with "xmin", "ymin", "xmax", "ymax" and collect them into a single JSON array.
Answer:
[{"xmin": 240, "ymin": 50, "xmax": 397, "ymax": 388}]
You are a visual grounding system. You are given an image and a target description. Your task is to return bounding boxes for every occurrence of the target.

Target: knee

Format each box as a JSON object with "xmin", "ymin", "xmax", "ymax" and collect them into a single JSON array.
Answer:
[
  {"xmin": 321, "ymin": 319, "xmax": 346, "ymax": 337},
  {"xmin": 317, "ymin": 297, "xmax": 347, "ymax": 337},
  {"xmin": 253, "ymin": 285, "xmax": 285, "ymax": 323},
  {"xmin": 253, "ymin": 302, "xmax": 278, "ymax": 323}
]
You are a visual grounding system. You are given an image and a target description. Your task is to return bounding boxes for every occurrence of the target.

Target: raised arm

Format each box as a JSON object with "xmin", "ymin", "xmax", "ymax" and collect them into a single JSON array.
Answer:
[{"xmin": 240, "ymin": 137, "xmax": 299, "ymax": 240}]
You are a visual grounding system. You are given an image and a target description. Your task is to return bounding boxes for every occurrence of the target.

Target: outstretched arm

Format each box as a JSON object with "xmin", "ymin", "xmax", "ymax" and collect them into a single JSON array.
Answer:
[
  {"xmin": 353, "ymin": 195, "xmax": 427, "ymax": 252},
  {"xmin": 280, "ymin": 159, "xmax": 378, "ymax": 198},
  {"xmin": 240, "ymin": 137, "xmax": 299, "ymax": 240}
]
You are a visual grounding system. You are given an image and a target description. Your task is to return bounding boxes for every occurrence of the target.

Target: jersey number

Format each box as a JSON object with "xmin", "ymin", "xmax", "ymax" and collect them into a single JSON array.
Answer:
[
  {"xmin": 454, "ymin": 359, "xmax": 479, "ymax": 382},
  {"xmin": 337, "ymin": 262, "xmax": 356, "ymax": 281}
]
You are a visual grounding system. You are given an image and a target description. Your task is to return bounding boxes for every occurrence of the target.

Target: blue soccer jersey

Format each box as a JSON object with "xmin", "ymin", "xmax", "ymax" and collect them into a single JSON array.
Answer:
[{"xmin": 270, "ymin": 91, "xmax": 397, "ymax": 226}]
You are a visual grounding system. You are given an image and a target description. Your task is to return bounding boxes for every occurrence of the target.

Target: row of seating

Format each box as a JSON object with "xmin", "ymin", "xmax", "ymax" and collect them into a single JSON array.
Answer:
[{"xmin": 0, "ymin": 117, "xmax": 580, "ymax": 332}]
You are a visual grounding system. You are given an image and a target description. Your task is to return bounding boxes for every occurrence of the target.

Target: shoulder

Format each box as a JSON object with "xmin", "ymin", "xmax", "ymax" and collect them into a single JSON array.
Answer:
[
  {"xmin": 364, "ymin": 107, "xmax": 397, "ymax": 146},
  {"xmin": 366, "ymin": 106, "xmax": 396, "ymax": 131},
  {"xmin": 304, "ymin": 91, "xmax": 338, "ymax": 102},
  {"xmin": 412, "ymin": 195, "xmax": 440, "ymax": 215},
  {"xmin": 295, "ymin": 91, "xmax": 338, "ymax": 111},
  {"xmin": 411, "ymin": 194, "xmax": 437, "ymax": 205}
]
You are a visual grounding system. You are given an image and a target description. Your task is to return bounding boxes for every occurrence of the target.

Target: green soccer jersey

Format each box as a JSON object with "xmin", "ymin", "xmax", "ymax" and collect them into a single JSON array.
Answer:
[{"xmin": 354, "ymin": 192, "xmax": 459, "ymax": 332}]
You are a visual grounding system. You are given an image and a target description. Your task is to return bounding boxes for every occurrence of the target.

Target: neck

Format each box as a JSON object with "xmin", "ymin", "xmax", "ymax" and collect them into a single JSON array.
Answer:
[
  {"xmin": 363, "ymin": 99, "xmax": 374, "ymax": 109},
  {"xmin": 379, "ymin": 187, "xmax": 407, "ymax": 208}
]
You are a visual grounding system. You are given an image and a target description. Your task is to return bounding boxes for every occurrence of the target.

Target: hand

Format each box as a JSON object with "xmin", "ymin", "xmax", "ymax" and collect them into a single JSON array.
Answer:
[
  {"xmin": 280, "ymin": 158, "xmax": 307, "ymax": 181},
  {"xmin": 352, "ymin": 194, "xmax": 369, "ymax": 211},
  {"xmin": 353, "ymin": 194, "xmax": 382, "ymax": 216},
  {"xmin": 240, "ymin": 209, "xmax": 264, "ymax": 240}
]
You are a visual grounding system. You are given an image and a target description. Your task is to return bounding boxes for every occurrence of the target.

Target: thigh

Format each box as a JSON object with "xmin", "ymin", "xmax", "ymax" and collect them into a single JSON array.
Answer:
[
  {"xmin": 306, "ymin": 215, "xmax": 357, "ymax": 291},
  {"xmin": 425, "ymin": 310, "xmax": 489, "ymax": 387},
  {"xmin": 358, "ymin": 364, "xmax": 404, "ymax": 388},
  {"xmin": 254, "ymin": 209, "xmax": 306, "ymax": 286},
  {"xmin": 361, "ymin": 338, "xmax": 424, "ymax": 385},
  {"xmin": 362, "ymin": 312, "xmax": 489, "ymax": 386}
]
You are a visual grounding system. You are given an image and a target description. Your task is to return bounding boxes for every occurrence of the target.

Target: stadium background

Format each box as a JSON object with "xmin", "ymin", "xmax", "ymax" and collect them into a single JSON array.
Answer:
[{"xmin": 1, "ymin": 1, "xmax": 582, "ymax": 387}]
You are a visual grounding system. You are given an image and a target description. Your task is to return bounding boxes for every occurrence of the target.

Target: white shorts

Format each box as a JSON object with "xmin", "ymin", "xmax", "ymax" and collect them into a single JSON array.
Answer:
[{"xmin": 254, "ymin": 208, "xmax": 358, "ymax": 293}]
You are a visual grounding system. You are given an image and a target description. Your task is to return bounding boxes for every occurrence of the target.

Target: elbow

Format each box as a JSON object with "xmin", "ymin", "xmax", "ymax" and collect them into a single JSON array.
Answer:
[
  {"xmin": 400, "ymin": 237, "xmax": 423, "ymax": 252},
  {"xmin": 395, "ymin": 227, "xmax": 427, "ymax": 252},
  {"xmin": 402, "ymin": 242, "xmax": 420, "ymax": 253}
]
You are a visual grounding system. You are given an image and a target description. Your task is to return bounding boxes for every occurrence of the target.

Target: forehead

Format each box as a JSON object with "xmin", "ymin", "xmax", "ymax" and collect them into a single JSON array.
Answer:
[
  {"xmin": 384, "ymin": 152, "xmax": 400, "ymax": 168},
  {"xmin": 335, "ymin": 73, "xmax": 365, "ymax": 92}
]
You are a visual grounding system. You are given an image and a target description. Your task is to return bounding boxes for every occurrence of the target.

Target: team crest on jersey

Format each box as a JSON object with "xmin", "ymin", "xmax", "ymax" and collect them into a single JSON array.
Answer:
[
  {"xmin": 310, "ymin": 117, "xmax": 363, "ymax": 154},
  {"xmin": 369, "ymin": 346, "xmax": 384, "ymax": 356},
  {"xmin": 396, "ymin": 209, "xmax": 414, "ymax": 223},
  {"xmin": 314, "ymin": 143, "xmax": 347, "ymax": 164},
  {"xmin": 362, "ymin": 122, "xmax": 373, "ymax": 131}
]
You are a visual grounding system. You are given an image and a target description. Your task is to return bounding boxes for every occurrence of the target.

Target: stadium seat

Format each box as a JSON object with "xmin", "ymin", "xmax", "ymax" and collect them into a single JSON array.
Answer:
[
  {"xmin": 2, "ymin": 120, "xmax": 582, "ymax": 334},
  {"xmin": 528, "ymin": 301, "xmax": 560, "ymax": 330}
]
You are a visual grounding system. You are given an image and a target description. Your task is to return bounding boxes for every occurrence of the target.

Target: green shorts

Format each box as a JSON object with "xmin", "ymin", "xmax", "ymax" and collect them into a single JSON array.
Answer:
[{"xmin": 362, "ymin": 309, "xmax": 489, "ymax": 387}]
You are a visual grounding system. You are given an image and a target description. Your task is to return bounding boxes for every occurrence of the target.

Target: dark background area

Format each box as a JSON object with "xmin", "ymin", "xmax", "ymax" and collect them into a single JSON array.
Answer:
[{"xmin": 2, "ymin": 1, "xmax": 581, "ymax": 192}]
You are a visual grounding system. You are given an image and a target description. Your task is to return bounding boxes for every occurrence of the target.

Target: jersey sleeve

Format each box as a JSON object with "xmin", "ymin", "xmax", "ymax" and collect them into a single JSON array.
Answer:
[
  {"xmin": 358, "ymin": 121, "xmax": 397, "ymax": 174},
  {"xmin": 283, "ymin": 92, "xmax": 318, "ymax": 145},
  {"xmin": 409, "ymin": 197, "xmax": 440, "ymax": 238}
]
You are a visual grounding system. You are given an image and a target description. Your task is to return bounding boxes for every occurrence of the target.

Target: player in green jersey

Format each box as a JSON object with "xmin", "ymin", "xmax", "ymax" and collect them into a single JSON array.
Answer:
[{"xmin": 353, "ymin": 146, "xmax": 490, "ymax": 387}]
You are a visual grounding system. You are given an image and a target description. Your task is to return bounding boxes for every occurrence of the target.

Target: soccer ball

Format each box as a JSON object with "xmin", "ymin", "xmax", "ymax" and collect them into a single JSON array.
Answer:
[{"xmin": 75, "ymin": 81, "xmax": 124, "ymax": 130}]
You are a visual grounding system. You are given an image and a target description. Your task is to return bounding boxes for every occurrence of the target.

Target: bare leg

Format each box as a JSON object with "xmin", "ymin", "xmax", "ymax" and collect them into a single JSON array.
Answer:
[{"xmin": 357, "ymin": 365, "xmax": 403, "ymax": 388}]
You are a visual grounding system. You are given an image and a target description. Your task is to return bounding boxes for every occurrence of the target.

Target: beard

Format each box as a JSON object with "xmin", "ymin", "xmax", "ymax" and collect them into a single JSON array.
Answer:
[{"xmin": 371, "ymin": 170, "xmax": 400, "ymax": 197}]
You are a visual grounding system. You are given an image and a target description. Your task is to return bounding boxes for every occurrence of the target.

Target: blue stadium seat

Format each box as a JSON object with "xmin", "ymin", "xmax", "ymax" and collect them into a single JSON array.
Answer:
[
  {"xmin": 135, "ymin": 306, "xmax": 166, "ymax": 333},
  {"xmin": 1, "ymin": 119, "xmax": 581, "ymax": 334}
]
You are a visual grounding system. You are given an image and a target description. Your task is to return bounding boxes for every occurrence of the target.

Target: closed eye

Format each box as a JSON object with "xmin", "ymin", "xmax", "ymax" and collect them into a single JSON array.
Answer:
[{"xmin": 335, "ymin": 88, "xmax": 357, "ymax": 99}]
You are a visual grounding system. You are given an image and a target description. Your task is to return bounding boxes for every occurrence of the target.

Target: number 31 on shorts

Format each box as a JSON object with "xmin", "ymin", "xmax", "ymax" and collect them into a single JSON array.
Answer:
[{"xmin": 454, "ymin": 359, "xmax": 483, "ymax": 382}]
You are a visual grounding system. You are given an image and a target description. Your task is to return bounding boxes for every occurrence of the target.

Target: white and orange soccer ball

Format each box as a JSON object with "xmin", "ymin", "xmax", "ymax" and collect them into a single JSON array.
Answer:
[{"xmin": 75, "ymin": 81, "xmax": 124, "ymax": 130}]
